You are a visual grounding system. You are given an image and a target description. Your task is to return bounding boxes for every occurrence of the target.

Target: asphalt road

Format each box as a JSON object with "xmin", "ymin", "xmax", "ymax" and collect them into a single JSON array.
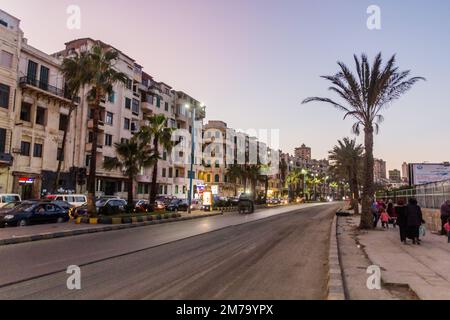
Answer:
[{"xmin": 0, "ymin": 203, "xmax": 339, "ymax": 300}]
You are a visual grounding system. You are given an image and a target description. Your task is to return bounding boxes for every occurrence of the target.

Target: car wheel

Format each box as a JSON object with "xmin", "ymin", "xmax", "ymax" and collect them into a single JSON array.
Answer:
[
  {"xmin": 17, "ymin": 219, "xmax": 28, "ymax": 227},
  {"xmin": 57, "ymin": 217, "xmax": 65, "ymax": 223}
]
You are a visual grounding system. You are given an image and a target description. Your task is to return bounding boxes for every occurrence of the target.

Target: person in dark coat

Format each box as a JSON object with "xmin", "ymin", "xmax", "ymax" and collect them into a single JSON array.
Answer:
[
  {"xmin": 440, "ymin": 200, "xmax": 450, "ymax": 235},
  {"xmin": 406, "ymin": 198, "xmax": 425, "ymax": 245},
  {"xmin": 396, "ymin": 200, "xmax": 408, "ymax": 244}
]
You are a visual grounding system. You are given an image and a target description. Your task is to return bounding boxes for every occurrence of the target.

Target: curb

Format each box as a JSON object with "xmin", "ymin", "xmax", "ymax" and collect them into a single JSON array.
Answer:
[
  {"xmin": 0, "ymin": 212, "xmax": 222, "ymax": 247},
  {"xmin": 326, "ymin": 213, "xmax": 346, "ymax": 300}
]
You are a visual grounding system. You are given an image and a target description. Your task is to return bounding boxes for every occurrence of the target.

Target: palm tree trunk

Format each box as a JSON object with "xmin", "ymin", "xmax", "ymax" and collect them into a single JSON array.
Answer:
[
  {"xmin": 352, "ymin": 169, "xmax": 360, "ymax": 215},
  {"xmin": 263, "ymin": 176, "xmax": 269, "ymax": 203},
  {"xmin": 361, "ymin": 127, "xmax": 375, "ymax": 229},
  {"xmin": 54, "ymin": 105, "xmax": 74, "ymax": 193},
  {"xmin": 87, "ymin": 101, "xmax": 100, "ymax": 217},
  {"xmin": 127, "ymin": 174, "xmax": 134, "ymax": 207},
  {"xmin": 149, "ymin": 137, "xmax": 159, "ymax": 206}
]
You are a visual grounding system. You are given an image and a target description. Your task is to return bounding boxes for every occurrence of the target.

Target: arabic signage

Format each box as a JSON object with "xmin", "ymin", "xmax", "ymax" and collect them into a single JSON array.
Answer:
[{"xmin": 411, "ymin": 163, "xmax": 450, "ymax": 185}]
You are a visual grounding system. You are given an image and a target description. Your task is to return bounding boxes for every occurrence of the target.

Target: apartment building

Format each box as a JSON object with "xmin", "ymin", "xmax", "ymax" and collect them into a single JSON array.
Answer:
[
  {"xmin": 0, "ymin": 10, "xmax": 21, "ymax": 194},
  {"xmin": 294, "ymin": 143, "xmax": 311, "ymax": 161},
  {"xmin": 374, "ymin": 158, "xmax": 387, "ymax": 183}
]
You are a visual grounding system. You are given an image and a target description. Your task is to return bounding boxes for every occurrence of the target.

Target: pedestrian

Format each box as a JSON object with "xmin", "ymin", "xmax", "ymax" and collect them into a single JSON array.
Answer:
[
  {"xmin": 380, "ymin": 207, "xmax": 390, "ymax": 229},
  {"xmin": 387, "ymin": 201, "xmax": 397, "ymax": 228},
  {"xmin": 396, "ymin": 199, "xmax": 408, "ymax": 244},
  {"xmin": 406, "ymin": 198, "xmax": 425, "ymax": 245},
  {"xmin": 440, "ymin": 200, "xmax": 450, "ymax": 236},
  {"xmin": 444, "ymin": 218, "xmax": 450, "ymax": 244},
  {"xmin": 371, "ymin": 199, "xmax": 380, "ymax": 228}
]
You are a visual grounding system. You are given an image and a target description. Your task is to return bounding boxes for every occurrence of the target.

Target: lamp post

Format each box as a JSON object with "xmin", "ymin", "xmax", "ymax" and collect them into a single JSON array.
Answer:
[{"xmin": 186, "ymin": 104, "xmax": 196, "ymax": 214}]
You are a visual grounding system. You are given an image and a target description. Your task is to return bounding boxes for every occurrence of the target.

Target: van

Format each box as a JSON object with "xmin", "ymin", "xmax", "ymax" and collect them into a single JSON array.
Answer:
[
  {"xmin": 46, "ymin": 194, "xmax": 87, "ymax": 207},
  {"xmin": 0, "ymin": 194, "xmax": 22, "ymax": 208}
]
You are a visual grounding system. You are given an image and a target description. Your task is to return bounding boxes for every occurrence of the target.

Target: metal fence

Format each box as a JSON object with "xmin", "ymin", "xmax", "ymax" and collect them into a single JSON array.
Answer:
[{"xmin": 376, "ymin": 179, "xmax": 450, "ymax": 209}]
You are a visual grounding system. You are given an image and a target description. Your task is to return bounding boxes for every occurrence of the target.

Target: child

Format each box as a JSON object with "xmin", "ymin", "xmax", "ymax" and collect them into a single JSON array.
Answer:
[
  {"xmin": 444, "ymin": 218, "xmax": 450, "ymax": 244},
  {"xmin": 380, "ymin": 208, "xmax": 390, "ymax": 229}
]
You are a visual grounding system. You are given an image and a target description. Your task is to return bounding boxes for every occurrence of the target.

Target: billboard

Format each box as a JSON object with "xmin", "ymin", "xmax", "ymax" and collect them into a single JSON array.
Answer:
[{"xmin": 410, "ymin": 163, "xmax": 450, "ymax": 185}]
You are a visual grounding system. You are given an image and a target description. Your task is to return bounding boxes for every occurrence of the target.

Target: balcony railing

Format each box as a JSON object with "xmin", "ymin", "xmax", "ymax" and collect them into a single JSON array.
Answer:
[{"xmin": 19, "ymin": 76, "xmax": 80, "ymax": 104}]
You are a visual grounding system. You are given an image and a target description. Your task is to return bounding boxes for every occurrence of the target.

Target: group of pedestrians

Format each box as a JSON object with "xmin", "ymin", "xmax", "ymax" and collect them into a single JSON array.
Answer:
[{"xmin": 372, "ymin": 198, "xmax": 425, "ymax": 245}]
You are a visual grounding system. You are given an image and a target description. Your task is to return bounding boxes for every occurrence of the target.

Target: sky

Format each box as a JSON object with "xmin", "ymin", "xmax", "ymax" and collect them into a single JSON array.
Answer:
[{"xmin": 2, "ymin": 0, "xmax": 449, "ymax": 172}]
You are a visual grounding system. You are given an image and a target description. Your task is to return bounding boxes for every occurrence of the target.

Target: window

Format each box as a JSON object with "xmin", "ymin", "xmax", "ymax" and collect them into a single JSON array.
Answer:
[
  {"xmin": 0, "ymin": 84, "xmax": 9, "ymax": 109},
  {"xmin": 20, "ymin": 141, "xmax": 31, "ymax": 156},
  {"xmin": 156, "ymin": 97, "xmax": 161, "ymax": 108},
  {"xmin": 125, "ymin": 97, "xmax": 131, "ymax": 109},
  {"xmin": 169, "ymin": 168, "xmax": 173, "ymax": 178},
  {"xmin": 33, "ymin": 143, "xmax": 43, "ymax": 158},
  {"xmin": 163, "ymin": 152, "xmax": 167, "ymax": 161},
  {"xmin": 59, "ymin": 114, "xmax": 68, "ymax": 131},
  {"xmin": 165, "ymin": 102, "xmax": 169, "ymax": 111},
  {"xmin": 130, "ymin": 121, "xmax": 138, "ymax": 133},
  {"xmin": 39, "ymin": 66, "xmax": 49, "ymax": 90},
  {"xmin": 175, "ymin": 185, "xmax": 179, "ymax": 194},
  {"xmin": 124, "ymin": 118, "xmax": 130, "ymax": 130},
  {"xmin": 132, "ymin": 98, "xmax": 140, "ymax": 114},
  {"xmin": 20, "ymin": 102, "xmax": 32, "ymax": 122},
  {"xmin": 105, "ymin": 112, "xmax": 113, "ymax": 125},
  {"xmin": 35, "ymin": 107, "xmax": 46, "ymax": 125},
  {"xmin": 105, "ymin": 134, "xmax": 113, "ymax": 147},
  {"xmin": 108, "ymin": 91, "xmax": 115, "ymax": 103},
  {"xmin": 215, "ymin": 174, "xmax": 220, "ymax": 183},
  {"xmin": 57, "ymin": 148, "xmax": 64, "ymax": 161},
  {"xmin": 162, "ymin": 168, "xmax": 166, "ymax": 178},
  {"xmin": 215, "ymin": 160, "xmax": 220, "ymax": 168},
  {"xmin": 164, "ymin": 185, "xmax": 168, "ymax": 194},
  {"xmin": 88, "ymin": 131, "xmax": 93, "ymax": 143},
  {"xmin": 175, "ymin": 169, "xmax": 179, "ymax": 178},
  {"xmin": 0, "ymin": 128, "xmax": 6, "ymax": 153},
  {"xmin": 27, "ymin": 60, "xmax": 38, "ymax": 80},
  {"xmin": 0, "ymin": 51, "xmax": 13, "ymax": 68},
  {"xmin": 126, "ymin": 78, "xmax": 132, "ymax": 90},
  {"xmin": 121, "ymin": 138, "xmax": 129, "ymax": 144},
  {"xmin": 85, "ymin": 155, "xmax": 91, "ymax": 167},
  {"xmin": 207, "ymin": 174, "xmax": 211, "ymax": 183},
  {"xmin": 0, "ymin": 20, "xmax": 7, "ymax": 27}
]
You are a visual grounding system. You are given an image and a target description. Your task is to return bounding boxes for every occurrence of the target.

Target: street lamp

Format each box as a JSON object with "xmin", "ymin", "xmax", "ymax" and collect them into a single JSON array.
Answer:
[{"xmin": 186, "ymin": 104, "xmax": 196, "ymax": 214}]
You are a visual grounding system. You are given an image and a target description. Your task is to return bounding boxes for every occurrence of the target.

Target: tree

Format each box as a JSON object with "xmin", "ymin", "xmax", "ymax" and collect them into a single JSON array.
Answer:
[
  {"xmin": 302, "ymin": 53, "xmax": 424, "ymax": 229},
  {"xmin": 139, "ymin": 114, "xmax": 176, "ymax": 206},
  {"xmin": 246, "ymin": 165, "xmax": 261, "ymax": 201},
  {"xmin": 226, "ymin": 164, "xmax": 244, "ymax": 196},
  {"xmin": 103, "ymin": 140, "xmax": 156, "ymax": 206},
  {"xmin": 55, "ymin": 51, "xmax": 91, "ymax": 192},
  {"xmin": 84, "ymin": 44, "xmax": 128, "ymax": 216},
  {"xmin": 286, "ymin": 170, "xmax": 301, "ymax": 200},
  {"xmin": 329, "ymin": 137, "xmax": 364, "ymax": 214}
]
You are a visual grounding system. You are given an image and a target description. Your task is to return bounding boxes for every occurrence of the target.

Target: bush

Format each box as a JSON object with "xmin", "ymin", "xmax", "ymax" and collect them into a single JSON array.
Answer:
[{"xmin": 164, "ymin": 213, "xmax": 170, "ymax": 220}]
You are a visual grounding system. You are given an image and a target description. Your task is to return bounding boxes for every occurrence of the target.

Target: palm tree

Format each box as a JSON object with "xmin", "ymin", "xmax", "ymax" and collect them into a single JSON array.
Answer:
[
  {"xmin": 226, "ymin": 164, "xmax": 244, "ymax": 196},
  {"xmin": 103, "ymin": 140, "xmax": 156, "ymax": 206},
  {"xmin": 286, "ymin": 169, "xmax": 301, "ymax": 200},
  {"xmin": 84, "ymin": 44, "xmax": 128, "ymax": 215},
  {"xmin": 139, "ymin": 114, "xmax": 176, "ymax": 206},
  {"xmin": 54, "ymin": 51, "xmax": 91, "ymax": 192},
  {"xmin": 246, "ymin": 165, "xmax": 261, "ymax": 201},
  {"xmin": 302, "ymin": 53, "xmax": 425, "ymax": 229},
  {"xmin": 329, "ymin": 138, "xmax": 364, "ymax": 214}
]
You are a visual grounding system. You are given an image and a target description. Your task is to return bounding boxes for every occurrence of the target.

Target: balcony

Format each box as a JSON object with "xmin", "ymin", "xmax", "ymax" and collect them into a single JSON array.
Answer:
[
  {"xmin": 136, "ymin": 174, "xmax": 152, "ymax": 183},
  {"xmin": 0, "ymin": 153, "xmax": 13, "ymax": 166},
  {"xmin": 141, "ymin": 101, "xmax": 153, "ymax": 114},
  {"xmin": 85, "ymin": 143, "xmax": 103, "ymax": 154},
  {"xmin": 19, "ymin": 77, "xmax": 79, "ymax": 106},
  {"xmin": 88, "ymin": 119, "xmax": 105, "ymax": 132}
]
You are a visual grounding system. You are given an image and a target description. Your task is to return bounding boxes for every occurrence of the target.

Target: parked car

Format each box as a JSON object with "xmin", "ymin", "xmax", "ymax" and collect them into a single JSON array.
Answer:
[
  {"xmin": 166, "ymin": 199, "xmax": 189, "ymax": 212},
  {"xmin": 97, "ymin": 198, "xmax": 127, "ymax": 216},
  {"xmin": 0, "ymin": 201, "xmax": 22, "ymax": 215},
  {"xmin": 0, "ymin": 194, "xmax": 21, "ymax": 208},
  {"xmin": 95, "ymin": 196, "xmax": 120, "ymax": 207},
  {"xmin": 45, "ymin": 194, "xmax": 87, "ymax": 207},
  {"xmin": 189, "ymin": 199, "xmax": 203, "ymax": 211},
  {"xmin": 0, "ymin": 202, "xmax": 69, "ymax": 227},
  {"xmin": 134, "ymin": 200, "xmax": 154, "ymax": 213}
]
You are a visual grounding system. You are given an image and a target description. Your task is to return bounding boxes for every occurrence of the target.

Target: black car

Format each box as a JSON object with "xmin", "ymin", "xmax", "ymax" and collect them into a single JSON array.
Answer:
[
  {"xmin": 0, "ymin": 201, "xmax": 22, "ymax": 215},
  {"xmin": 97, "ymin": 198, "xmax": 127, "ymax": 216},
  {"xmin": 0, "ymin": 202, "xmax": 70, "ymax": 227},
  {"xmin": 166, "ymin": 199, "xmax": 189, "ymax": 212}
]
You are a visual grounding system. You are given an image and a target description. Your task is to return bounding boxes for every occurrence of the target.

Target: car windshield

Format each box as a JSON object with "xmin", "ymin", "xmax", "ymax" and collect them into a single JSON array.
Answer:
[
  {"xmin": 10, "ymin": 203, "xmax": 35, "ymax": 214},
  {"xmin": 96, "ymin": 199, "xmax": 108, "ymax": 206},
  {"xmin": 170, "ymin": 200, "xmax": 180, "ymax": 205},
  {"xmin": 2, "ymin": 202, "xmax": 18, "ymax": 209}
]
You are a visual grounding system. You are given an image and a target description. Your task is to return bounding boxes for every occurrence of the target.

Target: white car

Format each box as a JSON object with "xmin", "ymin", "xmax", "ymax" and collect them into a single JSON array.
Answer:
[
  {"xmin": 46, "ymin": 194, "xmax": 87, "ymax": 207},
  {"xmin": 0, "ymin": 194, "xmax": 21, "ymax": 208}
]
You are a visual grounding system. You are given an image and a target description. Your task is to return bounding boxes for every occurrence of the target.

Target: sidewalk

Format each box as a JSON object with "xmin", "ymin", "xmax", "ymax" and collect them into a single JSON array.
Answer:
[{"xmin": 338, "ymin": 215, "xmax": 450, "ymax": 300}]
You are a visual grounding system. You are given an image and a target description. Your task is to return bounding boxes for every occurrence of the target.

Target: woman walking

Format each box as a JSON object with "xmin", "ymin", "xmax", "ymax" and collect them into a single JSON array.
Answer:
[
  {"xmin": 406, "ymin": 198, "xmax": 425, "ymax": 245},
  {"xmin": 396, "ymin": 200, "xmax": 408, "ymax": 244}
]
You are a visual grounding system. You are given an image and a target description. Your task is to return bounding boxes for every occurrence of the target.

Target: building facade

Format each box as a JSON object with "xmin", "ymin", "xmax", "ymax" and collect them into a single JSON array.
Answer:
[{"xmin": 294, "ymin": 143, "xmax": 311, "ymax": 160}]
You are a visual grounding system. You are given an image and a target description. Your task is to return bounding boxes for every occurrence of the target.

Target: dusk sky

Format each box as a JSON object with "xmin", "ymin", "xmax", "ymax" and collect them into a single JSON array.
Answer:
[{"xmin": 2, "ymin": 0, "xmax": 449, "ymax": 172}]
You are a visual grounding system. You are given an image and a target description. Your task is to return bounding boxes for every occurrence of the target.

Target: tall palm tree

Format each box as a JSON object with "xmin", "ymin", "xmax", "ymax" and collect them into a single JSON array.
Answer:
[
  {"xmin": 139, "ymin": 114, "xmax": 176, "ymax": 206},
  {"xmin": 226, "ymin": 164, "xmax": 243, "ymax": 196},
  {"xmin": 302, "ymin": 53, "xmax": 425, "ymax": 229},
  {"xmin": 286, "ymin": 169, "xmax": 301, "ymax": 200},
  {"xmin": 246, "ymin": 165, "xmax": 261, "ymax": 201},
  {"xmin": 103, "ymin": 140, "xmax": 156, "ymax": 206},
  {"xmin": 329, "ymin": 138, "xmax": 364, "ymax": 214},
  {"xmin": 54, "ymin": 51, "xmax": 91, "ymax": 192},
  {"xmin": 85, "ymin": 44, "xmax": 128, "ymax": 216}
]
